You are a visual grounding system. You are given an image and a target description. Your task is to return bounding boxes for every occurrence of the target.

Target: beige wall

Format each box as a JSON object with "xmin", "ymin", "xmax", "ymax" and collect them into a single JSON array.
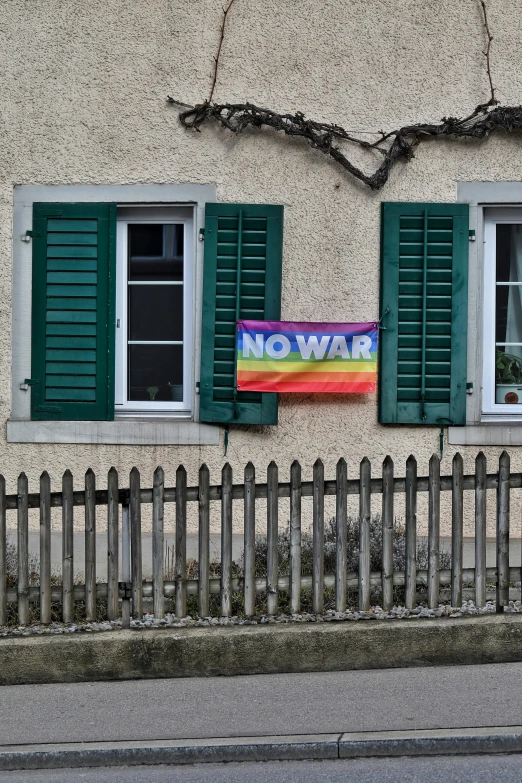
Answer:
[{"xmin": 0, "ymin": 0, "xmax": 521, "ymax": 534}]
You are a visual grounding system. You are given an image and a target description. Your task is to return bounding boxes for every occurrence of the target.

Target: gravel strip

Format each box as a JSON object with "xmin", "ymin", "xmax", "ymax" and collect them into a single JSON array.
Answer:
[{"xmin": 0, "ymin": 599, "xmax": 520, "ymax": 638}]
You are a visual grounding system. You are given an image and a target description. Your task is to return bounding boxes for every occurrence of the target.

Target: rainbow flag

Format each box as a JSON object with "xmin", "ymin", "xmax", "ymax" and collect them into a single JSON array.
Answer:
[{"xmin": 236, "ymin": 320, "xmax": 378, "ymax": 393}]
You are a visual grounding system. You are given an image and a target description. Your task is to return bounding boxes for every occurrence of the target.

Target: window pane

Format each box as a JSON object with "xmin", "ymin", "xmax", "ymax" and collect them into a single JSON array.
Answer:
[
  {"xmin": 496, "ymin": 344, "xmax": 522, "ymax": 404},
  {"xmin": 129, "ymin": 285, "xmax": 183, "ymax": 341},
  {"xmin": 128, "ymin": 344, "xmax": 183, "ymax": 402},
  {"xmin": 495, "ymin": 225, "xmax": 522, "ymax": 343},
  {"xmin": 129, "ymin": 224, "xmax": 163, "ymax": 257},
  {"xmin": 128, "ymin": 224, "xmax": 183, "ymax": 281}
]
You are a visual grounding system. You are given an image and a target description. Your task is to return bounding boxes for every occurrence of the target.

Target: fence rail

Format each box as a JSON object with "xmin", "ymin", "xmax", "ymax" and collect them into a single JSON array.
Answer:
[{"xmin": 0, "ymin": 451, "xmax": 518, "ymax": 627}]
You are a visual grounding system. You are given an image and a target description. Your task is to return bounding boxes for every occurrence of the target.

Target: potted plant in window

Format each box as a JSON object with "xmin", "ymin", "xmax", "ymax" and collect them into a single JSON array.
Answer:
[{"xmin": 496, "ymin": 349, "xmax": 522, "ymax": 403}]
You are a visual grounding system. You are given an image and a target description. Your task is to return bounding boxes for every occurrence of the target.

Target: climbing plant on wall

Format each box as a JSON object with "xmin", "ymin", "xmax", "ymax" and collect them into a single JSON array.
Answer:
[{"xmin": 169, "ymin": 1, "xmax": 522, "ymax": 190}]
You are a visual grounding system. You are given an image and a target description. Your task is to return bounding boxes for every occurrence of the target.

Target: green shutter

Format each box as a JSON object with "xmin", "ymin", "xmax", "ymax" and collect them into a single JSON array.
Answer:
[
  {"xmin": 199, "ymin": 203, "xmax": 283, "ymax": 424},
  {"xmin": 31, "ymin": 203, "xmax": 116, "ymax": 421},
  {"xmin": 379, "ymin": 202, "xmax": 469, "ymax": 425}
]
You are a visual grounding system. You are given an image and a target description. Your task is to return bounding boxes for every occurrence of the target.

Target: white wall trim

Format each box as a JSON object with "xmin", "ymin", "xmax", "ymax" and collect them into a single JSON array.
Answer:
[
  {"xmin": 11, "ymin": 184, "xmax": 216, "ymax": 443},
  {"xmin": 6, "ymin": 419, "xmax": 220, "ymax": 445}
]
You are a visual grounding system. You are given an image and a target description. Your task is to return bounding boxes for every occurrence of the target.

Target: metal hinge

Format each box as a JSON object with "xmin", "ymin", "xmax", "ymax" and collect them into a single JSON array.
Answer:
[
  {"xmin": 21, "ymin": 230, "xmax": 40, "ymax": 242},
  {"xmin": 469, "ymin": 230, "xmax": 476, "ymax": 242},
  {"xmin": 466, "ymin": 382, "xmax": 474, "ymax": 395},
  {"xmin": 198, "ymin": 228, "xmax": 205, "ymax": 241}
]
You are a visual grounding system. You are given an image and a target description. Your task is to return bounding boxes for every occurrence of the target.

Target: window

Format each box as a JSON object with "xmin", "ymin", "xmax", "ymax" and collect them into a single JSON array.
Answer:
[
  {"xmin": 8, "ymin": 186, "xmax": 284, "ymax": 443},
  {"xmin": 115, "ymin": 207, "xmax": 193, "ymax": 414},
  {"xmin": 483, "ymin": 208, "xmax": 522, "ymax": 413}
]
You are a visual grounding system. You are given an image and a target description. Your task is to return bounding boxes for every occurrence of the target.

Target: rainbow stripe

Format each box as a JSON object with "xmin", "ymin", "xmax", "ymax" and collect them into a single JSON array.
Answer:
[{"xmin": 236, "ymin": 320, "xmax": 378, "ymax": 393}]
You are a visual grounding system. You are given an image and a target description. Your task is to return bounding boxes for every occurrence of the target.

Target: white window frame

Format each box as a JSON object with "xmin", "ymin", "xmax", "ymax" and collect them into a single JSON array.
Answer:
[
  {"xmin": 115, "ymin": 207, "xmax": 194, "ymax": 415},
  {"xmin": 482, "ymin": 208, "xmax": 522, "ymax": 415},
  {"xmin": 8, "ymin": 184, "xmax": 220, "ymax": 445}
]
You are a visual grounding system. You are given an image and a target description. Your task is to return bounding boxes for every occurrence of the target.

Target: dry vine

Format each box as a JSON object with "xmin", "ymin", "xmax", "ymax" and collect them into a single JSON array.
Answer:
[{"xmin": 169, "ymin": 1, "xmax": 521, "ymax": 190}]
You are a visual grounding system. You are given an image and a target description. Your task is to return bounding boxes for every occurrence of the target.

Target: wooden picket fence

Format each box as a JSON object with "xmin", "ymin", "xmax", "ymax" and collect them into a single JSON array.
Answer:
[{"xmin": 0, "ymin": 451, "xmax": 518, "ymax": 627}]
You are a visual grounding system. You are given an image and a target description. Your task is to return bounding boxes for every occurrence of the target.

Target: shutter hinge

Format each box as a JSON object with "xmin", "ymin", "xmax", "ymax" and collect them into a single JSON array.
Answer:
[
  {"xmin": 22, "ymin": 378, "xmax": 39, "ymax": 387},
  {"xmin": 198, "ymin": 228, "xmax": 205, "ymax": 241},
  {"xmin": 466, "ymin": 382, "xmax": 474, "ymax": 395},
  {"xmin": 21, "ymin": 231, "xmax": 40, "ymax": 242},
  {"xmin": 196, "ymin": 381, "xmax": 200, "ymax": 394},
  {"xmin": 469, "ymin": 230, "xmax": 476, "ymax": 242}
]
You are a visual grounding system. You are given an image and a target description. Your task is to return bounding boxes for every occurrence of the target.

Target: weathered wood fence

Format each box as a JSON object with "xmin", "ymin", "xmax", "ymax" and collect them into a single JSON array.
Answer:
[{"xmin": 0, "ymin": 451, "xmax": 518, "ymax": 627}]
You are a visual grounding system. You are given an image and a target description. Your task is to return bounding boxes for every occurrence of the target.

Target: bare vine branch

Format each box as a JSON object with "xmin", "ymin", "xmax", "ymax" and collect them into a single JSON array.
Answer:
[
  {"xmin": 167, "ymin": 0, "xmax": 515, "ymax": 190},
  {"xmin": 480, "ymin": 0, "xmax": 498, "ymax": 106},
  {"xmin": 208, "ymin": 0, "xmax": 237, "ymax": 104},
  {"xmin": 167, "ymin": 101, "xmax": 522, "ymax": 190}
]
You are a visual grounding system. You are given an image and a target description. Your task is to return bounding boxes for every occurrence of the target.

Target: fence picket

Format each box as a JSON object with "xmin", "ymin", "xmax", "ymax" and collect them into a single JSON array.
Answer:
[
  {"xmin": 0, "ymin": 476, "xmax": 5, "ymax": 627},
  {"xmin": 336, "ymin": 458, "xmax": 348, "ymax": 612},
  {"xmin": 405, "ymin": 455, "xmax": 417, "ymax": 610},
  {"xmin": 451, "ymin": 453, "xmax": 464, "ymax": 608},
  {"xmin": 198, "ymin": 464, "xmax": 210, "ymax": 617},
  {"xmin": 62, "ymin": 470, "xmax": 74, "ymax": 624},
  {"xmin": 17, "ymin": 473, "xmax": 29, "ymax": 626},
  {"xmin": 381, "ymin": 456, "xmax": 394, "ymax": 611},
  {"xmin": 244, "ymin": 462, "xmax": 256, "ymax": 617},
  {"xmin": 497, "ymin": 451, "xmax": 510, "ymax": 612},
  {"xmin": 175, "ymin": 465, "xmax": 187, "ymax": 618},
  {"xmin": 152, "ymin": 466, "xmax": 165, "ymax": 619},
  {"xmin": 107, "ymin": 467, "xmax": 119, "ymax": 621},
  {"xmin": 266, "ymin": 461, "xmax": 279, "ymax": 616},
  {"xmin": 221, "ymin": 463, "xmax": 233, "ymax": 617},
  {"xmin": 130, "ymin": 467, "xmax": 143, "ymax": 618},
  {"xmin": 121, "ymin": 503, "xmax": 131, "ymax": 629},
  {"xmin": 313, "ymin": 459, "xmax": 325, "ymax": 614},
  {"xmin": 428, "ymin": 454, "xmax": 440, "ymax": 610},
  {"xmin": 290, "ymin": 460, "xmax": 302, "ymax": 614},
  {"xmin": 359, "ymin": 457, "xmax": 371, "ymax": 611},
  {"xmin": 85, "ymin": 469, "xmax": 96, "ymax": 622},
  {"xmin": 39, "ymin": 471, "xmax": 51, "ymax": 625},
  {"xmin": 475, "ymin": 452, "xmax": 487, "ymax": 607}
]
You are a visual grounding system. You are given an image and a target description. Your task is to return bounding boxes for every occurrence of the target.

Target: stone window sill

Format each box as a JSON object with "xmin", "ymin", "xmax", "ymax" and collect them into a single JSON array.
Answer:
[
  {"xmin": 6, "ymin": 419, "xmax": 220, "ymax": 446},
  {"xmin": 449, "ymin": 424, "xmax": 522, "ymax": 447}
]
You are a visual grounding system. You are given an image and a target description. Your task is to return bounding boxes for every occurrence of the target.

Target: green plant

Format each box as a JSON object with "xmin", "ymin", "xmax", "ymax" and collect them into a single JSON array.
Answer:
[{"xmin": 495, "ymin": 349, "xmax": 522, "ymax": 384}]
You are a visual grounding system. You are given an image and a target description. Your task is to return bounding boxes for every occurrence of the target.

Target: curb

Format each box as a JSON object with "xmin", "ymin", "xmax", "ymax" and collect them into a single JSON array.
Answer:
[
  {"xmin": 0, "ymin": 615, "xmax": 522, "ymax": 685},
  {"xmin": 1, "ymin": 727, "xmax": 522, "ymax": 770}
]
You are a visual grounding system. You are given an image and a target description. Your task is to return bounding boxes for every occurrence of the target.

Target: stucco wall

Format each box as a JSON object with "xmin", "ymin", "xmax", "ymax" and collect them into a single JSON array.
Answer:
[{"xmin": 0, "ymin": 0, "xmax": 521, "ymax": 535}]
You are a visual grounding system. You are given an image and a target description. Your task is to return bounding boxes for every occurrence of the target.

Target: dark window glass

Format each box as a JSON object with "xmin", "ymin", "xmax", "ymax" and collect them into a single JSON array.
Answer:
[
  {"xmin": 128, "ymin": 224, "xmax": 183, "ymax": 281},
  {"xmin": 129, "ymin": 285, "xmax": 183, "ymax": 341},
  {"xmin": 128, "ymin": 344, "xmax": 183, "ymax": 402},
  {"xmin": 129, "ymin": 224, "xmax": 163, "ymax": 257}
]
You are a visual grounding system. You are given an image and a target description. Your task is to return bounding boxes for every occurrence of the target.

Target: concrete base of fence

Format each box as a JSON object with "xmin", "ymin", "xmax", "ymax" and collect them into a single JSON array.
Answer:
[{"xmin": 0, "ymin": 614, "xmax": 521, "ymax": 686}]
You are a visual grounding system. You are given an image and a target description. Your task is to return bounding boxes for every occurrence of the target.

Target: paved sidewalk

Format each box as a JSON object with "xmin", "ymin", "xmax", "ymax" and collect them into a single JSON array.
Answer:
[{"xmin": 1, "ymin": 663, "xmax": 522, "ymax": 747}]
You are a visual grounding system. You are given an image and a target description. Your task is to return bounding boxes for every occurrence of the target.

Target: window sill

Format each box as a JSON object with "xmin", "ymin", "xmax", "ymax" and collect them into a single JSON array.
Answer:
[
  {"xmin": 6, "ymin": 419, "xmax": 220, "ymax": 445},
  {"xmin": 449, "ymin": 423, "xmax": 522, "ymax": 446}
]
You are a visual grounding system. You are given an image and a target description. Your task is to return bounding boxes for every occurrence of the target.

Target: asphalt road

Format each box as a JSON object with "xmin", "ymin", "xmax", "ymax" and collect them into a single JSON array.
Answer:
[
  {"xmin": 2, "ymin": 755, "xmax": 522, "ymax": 783},
  {"xmin": 1, "ymin": 663, "xmax": 522, "ymax": 746}
]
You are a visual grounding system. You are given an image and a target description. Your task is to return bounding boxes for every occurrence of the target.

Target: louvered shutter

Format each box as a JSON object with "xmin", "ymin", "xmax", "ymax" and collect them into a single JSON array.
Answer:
[
  {"xmin": 30, "ymin": 203, "xmax": 116, "ymax": 421},
  {"xmin": 379, "ymin": 202, "xmax": 469, "ymax": 425},
  {"xmin": 199, "ymin": 203, "xmax": 283, "ymax": 424}
]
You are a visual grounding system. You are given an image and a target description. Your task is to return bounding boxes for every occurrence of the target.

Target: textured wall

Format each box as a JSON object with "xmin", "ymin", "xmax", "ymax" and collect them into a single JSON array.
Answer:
[{"xmin": 0, "ymin": 0, "xmax": 521, "ymax": 534}]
